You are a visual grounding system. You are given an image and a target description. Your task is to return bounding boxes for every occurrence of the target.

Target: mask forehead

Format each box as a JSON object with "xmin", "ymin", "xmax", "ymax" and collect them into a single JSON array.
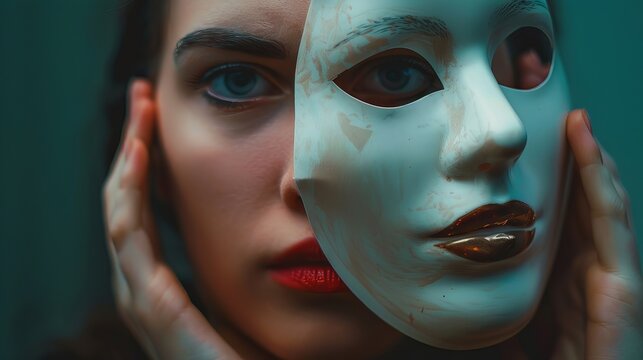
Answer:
[
  {"xmin": 299, "ymin": 0, "xmax": 553, "ymax": 94},
  {"xmin": 304, "ymin": 0, "xmax": 551, "ymax": 50}
]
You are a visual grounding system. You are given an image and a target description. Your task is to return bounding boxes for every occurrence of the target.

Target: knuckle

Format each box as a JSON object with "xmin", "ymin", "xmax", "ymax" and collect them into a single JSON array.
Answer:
[
  {"xmin": 602, "ymin": 192, "xmax": 627, "ymax": 218},
  {"xmin": 136, "ymin": 268, "xmax": 189, "ymax": 327},
  {"xmin": 610, "ymin": 280, "xmax": 642, "ymax": 326},
  {"xmin": 128, "ymin": 281, "xmax": 151, "ymax": 319},
  {"xmin": 129, "ymin": 274, "xmax": 164, "ymax": 324},
  {"xmin": 619, "ymin": 187, "xmax": 631, "ymax": 206},
  {"xmin": 107, "ymin": 209, "xmax": 137, "ymax": 245},
  {"xmin": 591, "ymin": 166, "xmax": 627, "ymax": 218},
  {"xmin": 148, "ymin": 270, "xmax": 182, "ymax": 312}
]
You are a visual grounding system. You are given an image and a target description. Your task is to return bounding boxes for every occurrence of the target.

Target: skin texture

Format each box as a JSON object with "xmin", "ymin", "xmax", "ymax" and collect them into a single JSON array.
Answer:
[{"xmin": 102, "ymin": 0, "xmax": 642, "ymax": 358}]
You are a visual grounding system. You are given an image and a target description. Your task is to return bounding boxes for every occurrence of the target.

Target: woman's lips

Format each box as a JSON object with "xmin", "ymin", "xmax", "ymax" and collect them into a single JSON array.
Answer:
[
  {"xmin": 431, "ymin": 201, "xmax": 537, "ymax": 262},
  {"xmin": 269, "ymin": 237, "xmax": 348, "ymax": 293}
]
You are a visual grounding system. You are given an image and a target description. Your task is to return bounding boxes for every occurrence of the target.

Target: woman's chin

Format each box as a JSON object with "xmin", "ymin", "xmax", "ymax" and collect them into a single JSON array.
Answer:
[
  {"xmin": 268, "ymin": 332, "xmax": 402, "ymax": 360},
  {"xmin": 252, "ymin": 308, "xmax": 403, "ymax": 359}
]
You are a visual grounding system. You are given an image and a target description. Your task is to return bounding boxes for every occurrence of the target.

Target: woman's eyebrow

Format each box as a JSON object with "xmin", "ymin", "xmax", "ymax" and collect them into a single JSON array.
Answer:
[
  {"xmin": 490, "ymin": 0, "xmax": 548, "ymax": 27},
  {"xmin": 332, "ymin": 15, "xmax": 450, "ymax": 49},
  {"xmin": 174, "ymin": 27, "xmax": 287, "ymax": 63}
]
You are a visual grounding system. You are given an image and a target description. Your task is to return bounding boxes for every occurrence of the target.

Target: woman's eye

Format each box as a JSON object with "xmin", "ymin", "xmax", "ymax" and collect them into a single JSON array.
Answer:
[
  {"xmin": 202, "ymin": 64, "xmax": 281, "ymax": 107},
  {"xmin": 491, "ymin": 27, "xmax": 553, "ymax": 90},
  {"xmin": 333, "ymin": 48, "xmax": 444, "ymax": 108}
]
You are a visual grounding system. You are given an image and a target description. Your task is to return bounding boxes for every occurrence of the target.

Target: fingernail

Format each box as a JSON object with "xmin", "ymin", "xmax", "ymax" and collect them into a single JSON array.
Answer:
[{"xmin": 581, "ymin": 109, "xmax": 592, "ymax": 134}]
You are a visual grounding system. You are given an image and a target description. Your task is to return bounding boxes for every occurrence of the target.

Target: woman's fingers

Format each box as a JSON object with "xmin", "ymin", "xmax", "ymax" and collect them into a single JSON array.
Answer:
[
  {"xmin": 102, "ymin": 80, "xmax": 177, "ymax": 355},
  {"xmin": 102, "ymin": 80, "xmax": 241, "ymax": 359},
  {"xmin": 104, "ymin": 78, "xmax": 162, "ymax": 296},
  {"xmin": 106, "ymin": 80, "xmax": 153, "ymax": 186},
  {"xmin": 566, "ymin": 109, "xmax": 638, "ymax": 275},
  {"xmin": 103, "ymin": 78, "xmax": 159, "ymax": 323},
  {"xmin": 567, "ymin": 110, "xmax": 643, "ymax": 358},
  {"xmin": 120, "ymin": 80, "xmax": 156, "ymax": 158},
  {"xmin": 106, "ymin": 80, "xmax": 159, "ymax": 248},
  {"xmin": 107, "ymin": 239, "xmax": 160, "ymax": 358},
  {"xmin": 104, "ymin": 80, "xmax": 154, "ymax": 224}
]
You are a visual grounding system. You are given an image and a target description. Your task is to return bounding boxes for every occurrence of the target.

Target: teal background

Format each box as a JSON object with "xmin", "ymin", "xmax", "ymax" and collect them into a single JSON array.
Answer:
[{"xmin": 1, "ymin": 1, "xmax": 641, "ymax": 359}]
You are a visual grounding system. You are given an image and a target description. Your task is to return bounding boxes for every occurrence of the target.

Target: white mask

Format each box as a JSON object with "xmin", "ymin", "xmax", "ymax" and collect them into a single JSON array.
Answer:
[{"xmin": 294, "ymin": 0, "xmax": 572, "ymax": 349}]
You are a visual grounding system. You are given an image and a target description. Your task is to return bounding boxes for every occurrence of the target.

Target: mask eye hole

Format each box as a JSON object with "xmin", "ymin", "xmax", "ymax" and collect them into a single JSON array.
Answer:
[
  {"xmin": 491, "ymin": 27, "xmax": 554, "ymax": 90},
  {"xmin": 333, "ymin": 48, "xmax": 444, "ymax": 108}
]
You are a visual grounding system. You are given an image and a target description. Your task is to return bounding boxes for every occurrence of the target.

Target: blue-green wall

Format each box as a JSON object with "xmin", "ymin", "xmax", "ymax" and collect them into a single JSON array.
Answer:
[
  {"xmin": 556, "ymin": 1, "xmax": 643, "ymax": 237},
  {"xmin": 0, "ymin": 2, "xmax": 118, "ymax": 359},
  {"xmin": 1, "ymin": 1, "xmax": 641, "ymax": 359}
]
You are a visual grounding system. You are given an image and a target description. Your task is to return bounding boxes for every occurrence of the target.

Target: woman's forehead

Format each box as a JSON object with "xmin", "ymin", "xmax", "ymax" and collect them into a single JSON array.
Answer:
[{"xmin": 165, "ymin": 0, "xmax": 310, "ymax": 51}]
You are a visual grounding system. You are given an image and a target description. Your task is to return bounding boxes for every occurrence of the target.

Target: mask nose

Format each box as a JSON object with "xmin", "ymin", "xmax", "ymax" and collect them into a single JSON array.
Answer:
[{"xmin": 440, "ymin": 56, "xmax": 527, "ymax": 178}]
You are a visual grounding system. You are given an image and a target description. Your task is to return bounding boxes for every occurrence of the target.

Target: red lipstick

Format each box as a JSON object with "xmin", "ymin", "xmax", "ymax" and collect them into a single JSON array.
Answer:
[{"xmin": 269, "ymin": 238, "xmax": 348, "ymax": 293}]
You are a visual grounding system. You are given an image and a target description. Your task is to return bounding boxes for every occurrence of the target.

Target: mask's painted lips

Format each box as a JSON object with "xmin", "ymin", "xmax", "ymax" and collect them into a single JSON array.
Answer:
[
  {"xmin": 431, "ymin": 201, "xmax": 536, "ymax": 262},
  {"xmin": 436, "ymin": 230, "xmax": 535, "ymax": 262}
]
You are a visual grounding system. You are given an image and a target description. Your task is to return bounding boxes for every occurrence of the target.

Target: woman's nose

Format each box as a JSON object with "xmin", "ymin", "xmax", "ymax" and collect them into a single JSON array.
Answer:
[
  {"xmin": 281, "ymin": 155, "xmax": 306, "ymax": 214},
  {"xmin": 280, "ymin": 105, "xmax": 306, "ymax": 215},
  {"xmin": 439, "ymin": 57, "xmax": 527, "ymax": 178}
]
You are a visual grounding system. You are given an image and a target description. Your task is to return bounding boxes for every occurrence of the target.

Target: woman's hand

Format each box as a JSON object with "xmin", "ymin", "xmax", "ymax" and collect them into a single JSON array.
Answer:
[
  {"xmin": 537, "ymin": 109, "xmax": 642, "ymax": 359},
  {"xmin": 102, "ymin": 79, "xmax": 241, "ymax": 360}
]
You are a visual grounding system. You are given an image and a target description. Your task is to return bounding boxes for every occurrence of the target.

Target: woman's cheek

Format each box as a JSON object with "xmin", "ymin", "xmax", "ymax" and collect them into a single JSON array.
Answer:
[
  {"xmin": 169, "ymin": 138, "xmax": 267, "ymax": 216},
  {"xmin": 161, "ymin": 106, "xmax": 294, "ymax": 228}
]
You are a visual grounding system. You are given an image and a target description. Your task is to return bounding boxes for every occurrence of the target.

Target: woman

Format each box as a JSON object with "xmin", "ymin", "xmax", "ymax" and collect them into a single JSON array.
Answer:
[{"xmin": 96, "ymin": 0, "xmax": 642, "ymax": 358}]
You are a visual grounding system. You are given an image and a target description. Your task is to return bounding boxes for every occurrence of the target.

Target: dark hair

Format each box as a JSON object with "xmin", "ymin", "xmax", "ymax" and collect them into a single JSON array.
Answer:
[{"xmin": 104, "ymin": 0, "xmax": 167, "ymax": 171}]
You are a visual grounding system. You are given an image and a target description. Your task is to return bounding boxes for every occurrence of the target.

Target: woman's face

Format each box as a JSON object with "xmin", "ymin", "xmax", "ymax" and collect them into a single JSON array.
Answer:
[
  {"xmin": 294, "ymin": 0, "xmax": 571, "ymax": 349},
  {"xmin": 154, "ymin": 0, "xmax": 401, "ymax": 358}
]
